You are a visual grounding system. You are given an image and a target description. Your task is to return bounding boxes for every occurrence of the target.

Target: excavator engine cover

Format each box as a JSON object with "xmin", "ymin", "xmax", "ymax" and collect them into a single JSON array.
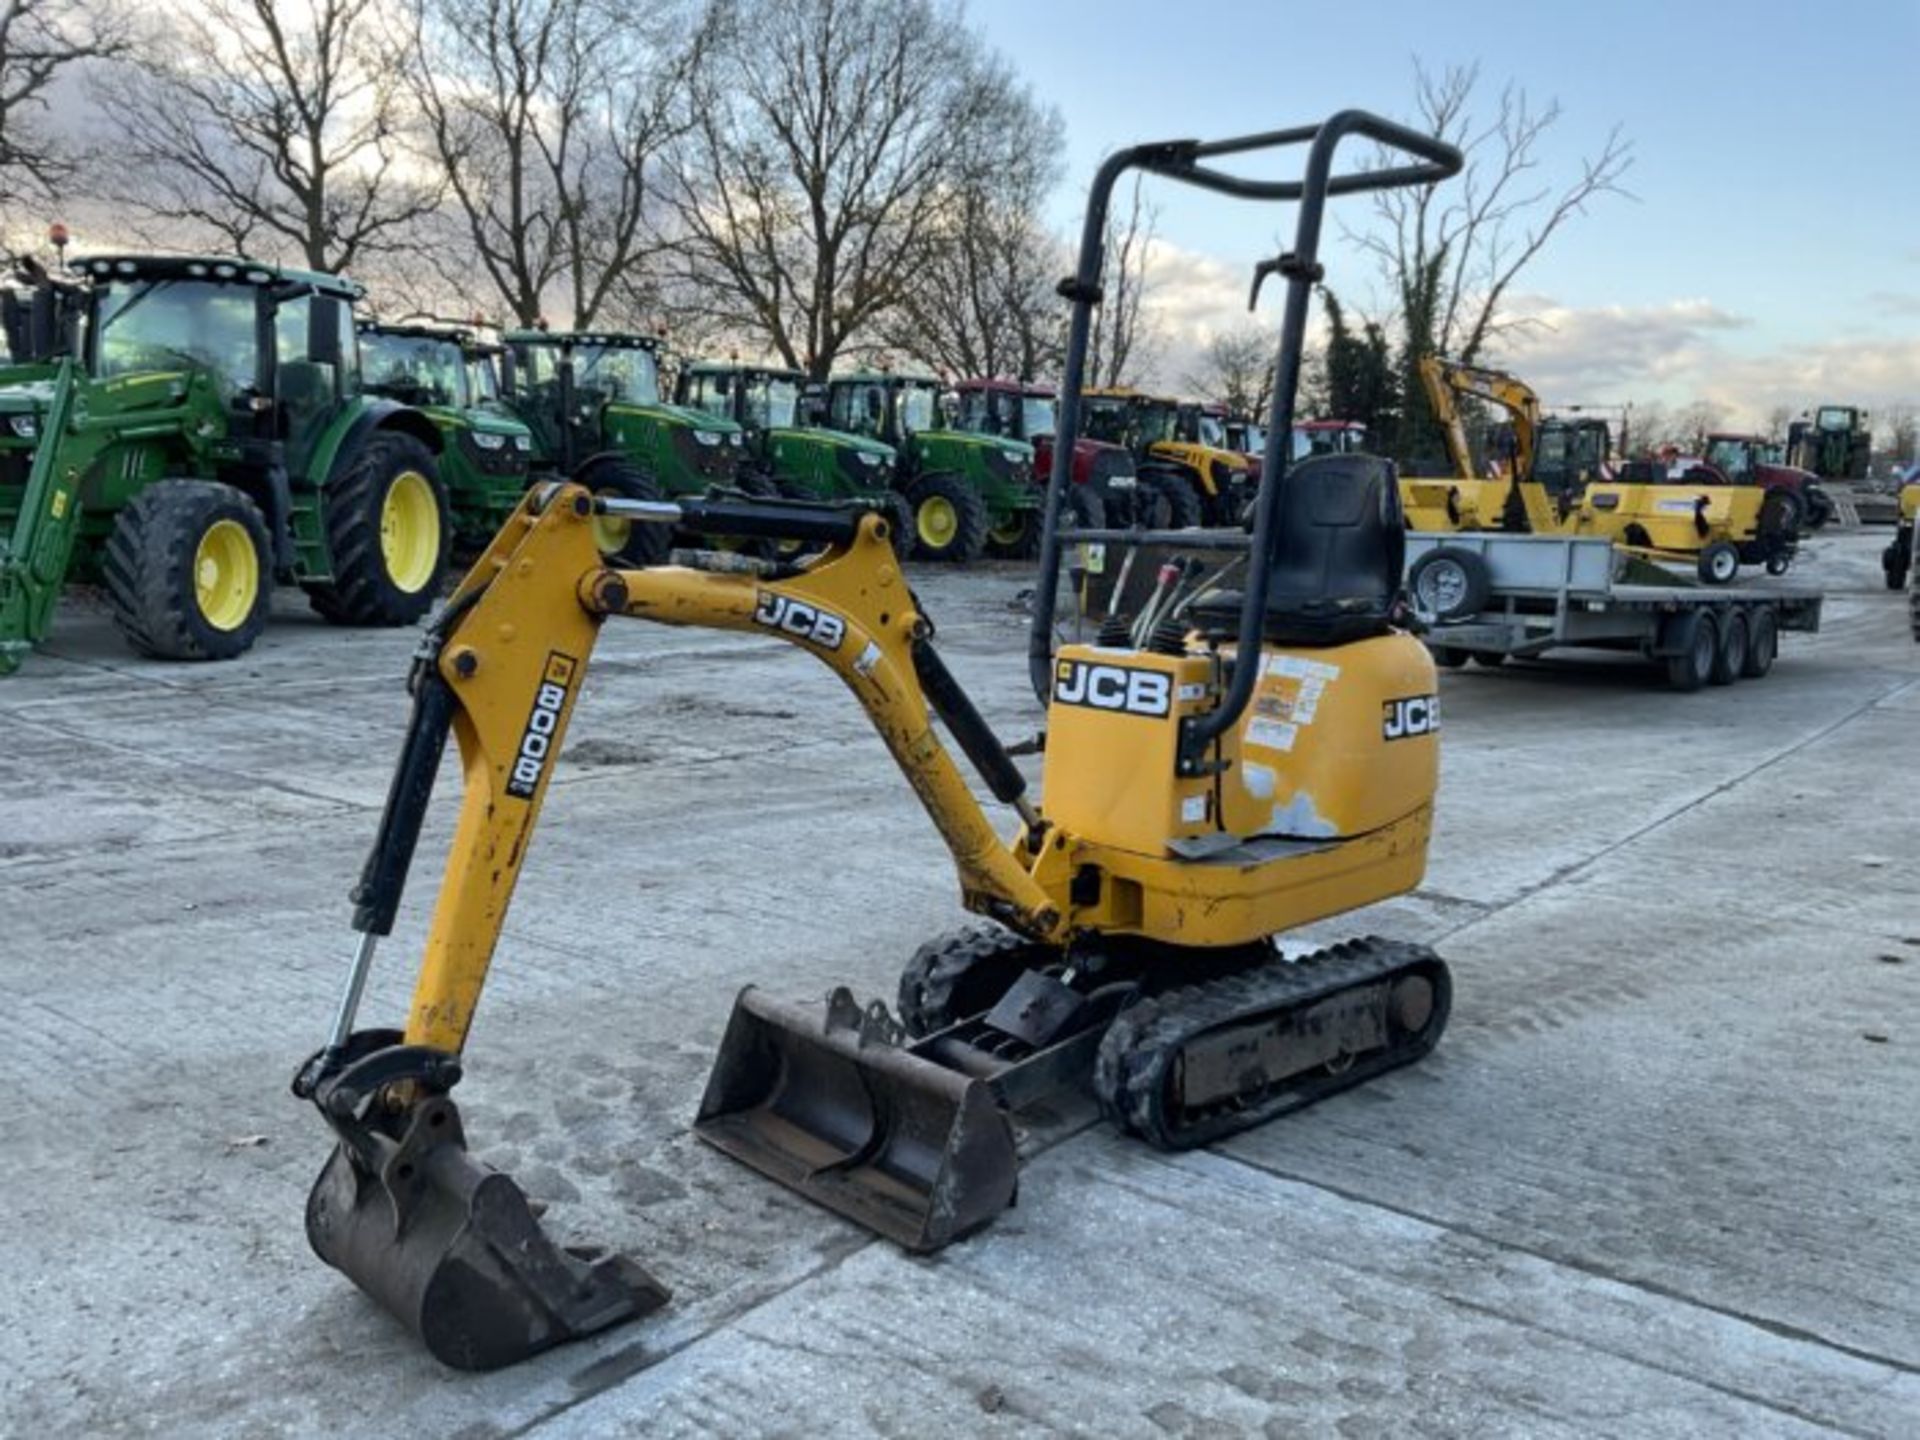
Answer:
[
  {"xmin": 695, "ymin": 986, "xmax": 1019, "ymax": 1251},
  {"xmin": 306, "ymin": 1088, "xmax": 668, "ymax": 1371}
]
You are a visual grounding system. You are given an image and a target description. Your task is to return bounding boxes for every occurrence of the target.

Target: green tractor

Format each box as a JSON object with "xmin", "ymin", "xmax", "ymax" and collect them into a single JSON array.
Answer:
[
  {"xmin": 677, "ymin": 359, "xmax": 913, "ymax": 554},
  {"xmin": 0, "ymin": 254, "xmax": 451, "ymax": 674},
  {"xmin": 358, "ymin": 320, "xmax": 533, "ymax": 552},
  {"xmin": 822, "ymin": 369, "xmax": 1039, "ymax": 563},
  {"xmin": 498, "ymin": 330, "xmax": 744, "ymax": 563}
]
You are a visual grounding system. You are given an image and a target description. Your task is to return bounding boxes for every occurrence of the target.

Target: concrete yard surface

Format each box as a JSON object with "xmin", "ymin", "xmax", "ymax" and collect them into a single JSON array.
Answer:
[{"xmin": 2, "ymin": 529, "xmax": 1916, "ymax": 1437}]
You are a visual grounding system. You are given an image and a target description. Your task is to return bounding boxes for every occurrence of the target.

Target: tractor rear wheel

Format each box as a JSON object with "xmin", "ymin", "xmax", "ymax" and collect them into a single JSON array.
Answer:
[
  {"xmin": 104, "ymin": 480, "xmax": 272, "ymax": 661},
  {"xmin": 985, "ymin": 504, "xmax": 1043, "ymax": 560},
  {"xmin": 905, "ymin": 472, "xmax": 987, "ymax": 562},
  {"xmin": 577, "ymin": 457, "xmax": 671, "ymax": 567},
  {"xmin": 305, "ymin": 432, "xmax": 451, "ymax": 626},
  {"xmin": 1135, "ymin": 471, "xmax": 1203, "ymax": 530}
]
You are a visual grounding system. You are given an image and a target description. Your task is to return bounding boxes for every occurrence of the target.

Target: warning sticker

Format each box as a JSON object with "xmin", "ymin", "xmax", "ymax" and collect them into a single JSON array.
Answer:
[{"xmin": 1247, "ymin": 716, "xmax": 1298, "ymax": 753}]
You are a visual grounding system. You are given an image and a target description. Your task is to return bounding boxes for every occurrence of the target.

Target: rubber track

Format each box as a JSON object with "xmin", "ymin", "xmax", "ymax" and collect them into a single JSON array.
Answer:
[
  {"xmin": 1094, "ymin": 936, "xmax": 1450, "ymax": 1151},
  {"xmin": 897, "ymin": 923, "xmax": 1058, "ymax": 1037}
]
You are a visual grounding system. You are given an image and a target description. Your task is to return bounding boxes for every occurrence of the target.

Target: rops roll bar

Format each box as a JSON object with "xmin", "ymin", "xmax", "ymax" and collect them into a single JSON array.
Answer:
[{"xmin": 1028, "ymin": 111, "xmax": 1462, "ymax": 771}]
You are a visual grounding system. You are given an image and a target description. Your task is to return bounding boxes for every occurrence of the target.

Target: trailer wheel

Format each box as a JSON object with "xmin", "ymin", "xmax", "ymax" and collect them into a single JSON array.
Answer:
[
  {"xmin": 1407, "ymin": 547, "xmax": 1492, "ymax": 620},
  {"xmin": 1468, "ymin": 650, "xmax": 1507, "ymax": 667},
  {"xmin": 1663, "ymin": 611, "xmax": 1718, "ymax": 691},
  {"xmin": 1696, "ymin": 541, "xmax": 1740, "ymax": 586},
  {"xmin": 1429, "ymin": 645, "xmax": 1468, "ymax": 668},
  {"xmin": 1710, "ymin": 609, "xmax": 1747, "ymax": 685},
  {"xmin": 104, "ymin": 480, "xmax": 272, "ymax": 661},
  {"xmin": 1741, "ymin": 607, "xmax": 1777, "ymax": 679}
]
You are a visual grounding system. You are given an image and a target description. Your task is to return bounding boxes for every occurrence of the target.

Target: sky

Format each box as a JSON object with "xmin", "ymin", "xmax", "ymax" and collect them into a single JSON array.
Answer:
[{"xmin": 967, "ymin": 0, "xmax": 1920, "ymax": 429}]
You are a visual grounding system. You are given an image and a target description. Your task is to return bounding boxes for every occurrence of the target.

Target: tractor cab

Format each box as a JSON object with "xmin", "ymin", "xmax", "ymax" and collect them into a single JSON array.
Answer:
[
  {"xmin": 1534, "ymin": 416, "xmax": 1612, "ymax": 498},
  {"xmin": 1224, "ymin": 417, "xmax": 1266, "ymax": 456},
  {"xmin": 360, "ymin": 321, "xmax": 533, "ymax": 547},
  {"xmin": 825, "ymin": 370, "xmax": 1037, "ymax": 563},
  {"xmin": 1084, "ymin": 388, "xmax": 1255, "ymax": 525},
  {"xmin": 1174, "ymin": 401, "xmax": 1230, "ymax": 449},
  {"xmin": 679, "ymin": 360, "xmax": 897, "ymax": 511},
  {"xmin": 1787, "ymin": 404, "xmax": 1872, "ymax": 481},
  {"xmin": 501, "ymin": 330, "xmax": 744, "ymax": 497},
  {"xmin": 67, "ymin": 255, "xmax": 364, "ymax": 479},
  {"xmin": 951, "ymin": 377, "xmax": 1135, "ymax": 525}
]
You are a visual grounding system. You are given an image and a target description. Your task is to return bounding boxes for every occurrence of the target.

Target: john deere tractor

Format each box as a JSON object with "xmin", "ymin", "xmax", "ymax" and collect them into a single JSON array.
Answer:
[
  {"xmin": 359, "ymin": 320, "xmax": 532, "ymax": 552},
  {"xmin": 677, "ymin": 359, "xmax": 911, "ymax": 551},
  {"xmin": 0, "ymin": 254, "xmax": 451, "ymax": 674},
  {"xmin": 1788, "ymin": 405, "xmax": 1872, "ymax": 481},
  {"xmin": 823, "ymin": 369, "xmax": 1037, "ymax": 563},
  {"xmin": 498, "ymin": 330, "xmax": 743, "ymax": 563},
  {"xmin": 1082, "ymin": 387, "xmax": 1254, "ymax": 527}
]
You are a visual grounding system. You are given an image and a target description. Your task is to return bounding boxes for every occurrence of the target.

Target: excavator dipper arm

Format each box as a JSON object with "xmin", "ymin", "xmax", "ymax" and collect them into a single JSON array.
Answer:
[{"xmin": 292, "ymin": 484, "xmax": 1057, "ymax": 1370}]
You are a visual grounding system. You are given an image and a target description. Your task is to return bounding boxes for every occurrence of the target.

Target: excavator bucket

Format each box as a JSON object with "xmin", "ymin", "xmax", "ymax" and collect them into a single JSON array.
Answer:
[
  {"xmin": 695, "ymin": 986, "xmax": 1020, "ymax": 1252},
  {"xmin": 305, "ymin": 1093, "xmax": 668, "ymax": 1371}
]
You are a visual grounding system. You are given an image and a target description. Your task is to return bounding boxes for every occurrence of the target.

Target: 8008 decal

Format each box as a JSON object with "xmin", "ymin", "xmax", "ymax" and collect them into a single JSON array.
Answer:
[{"xmin": 506, "ymin": 652, "xmax": 579, "ymax": 799}]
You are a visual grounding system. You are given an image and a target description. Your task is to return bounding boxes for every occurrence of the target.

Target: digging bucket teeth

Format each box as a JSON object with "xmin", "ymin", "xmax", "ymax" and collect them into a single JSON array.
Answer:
[
  {"xmin": 303, "ymin": 1045, "xmax": 667, "ymax": 1371},
  {"xmin": 694, "ymin": 986, "xmax": 1019, "ymax": 1252}
]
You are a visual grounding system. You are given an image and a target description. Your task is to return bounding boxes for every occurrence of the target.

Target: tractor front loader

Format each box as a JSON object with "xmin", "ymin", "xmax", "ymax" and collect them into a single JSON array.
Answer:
[
  {"xmin": 0, "ymin": 256, "xmax": 452, "ymax": 674},
  {"xmin": 291, "ymin": 111, "xmax": 1463, "ymax": 1371}
]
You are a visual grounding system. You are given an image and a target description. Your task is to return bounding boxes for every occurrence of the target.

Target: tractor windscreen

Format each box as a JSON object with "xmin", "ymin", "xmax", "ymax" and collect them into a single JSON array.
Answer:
[
  {"xmin": 1816, "ymin": 407, "xmax": 1852, "ymax": 432},
  {"xmin": 363, "ymin": 333, "xmax": 467, "ymax": 407},
  {"xmin": 94, "ymin": 279, "xmax": 256, "ymax": 400},
  {"xmin": 745, "ymin": 374, "xmax": 799, "ymax": 430},
  {"xmin": 1704, "ymin": 437, "xmax": 1754, "ymax": 481},
  {"xmin": 467, "ymin": 353, "xmax": 500, "ymax": 402},
  {"xmin": 1134, "ymin": 401, "xmax": 1176, "ymax": 444},
  {"xmin": 897, "ymin": 384, "xmax": 937, "ymax": 434},
  {"xmin": 1195, "ymin": 412, "xmax": 1227, "ymax": 447},
  {"xmin": 571, "ymin": 343, "xmax": 659, "ymax": 405},
  {"xmin": 1021, "ymin": 393, "xmax": 1057, "ymax": 440}
]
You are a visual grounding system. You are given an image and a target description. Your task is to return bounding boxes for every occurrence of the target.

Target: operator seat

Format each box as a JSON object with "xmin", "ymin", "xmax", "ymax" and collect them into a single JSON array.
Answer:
[{"xmin": 1192, "ymin": 453, "xmax": 1404, "ymax": 647}]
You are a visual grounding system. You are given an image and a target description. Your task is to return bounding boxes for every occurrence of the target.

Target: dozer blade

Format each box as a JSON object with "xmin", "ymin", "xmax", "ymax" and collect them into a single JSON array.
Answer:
[
  {"xmin": 306, "ymin": 1093, "xmax": 668, "ymax": 1371},
  {"xmin": 695, "ymin": 985, "xmax": 1019, "ymax": 1252}
]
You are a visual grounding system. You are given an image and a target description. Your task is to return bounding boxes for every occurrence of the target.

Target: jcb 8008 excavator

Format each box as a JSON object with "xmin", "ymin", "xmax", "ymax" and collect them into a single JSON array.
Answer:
[{"xmin": 291, "ymin": 113, "xmax": 1464, "ymax": 1371}]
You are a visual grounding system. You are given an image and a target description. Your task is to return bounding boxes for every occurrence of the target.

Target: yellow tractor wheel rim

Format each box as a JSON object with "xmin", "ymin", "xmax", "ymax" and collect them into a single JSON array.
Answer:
[
  {"xmin": 380, "ymin": 470, "xmax": 440, "ymax": 593},
  {"xmin": 918, "ymin": 495, "xmax": 959, "ymax": 548},
  {"xmin": 591, "ymin": 492, "xmax": 632, "ymax": 557},
  {"xmin": 193, "ymin": 519, "xmax": 259, "ymax": 631}
]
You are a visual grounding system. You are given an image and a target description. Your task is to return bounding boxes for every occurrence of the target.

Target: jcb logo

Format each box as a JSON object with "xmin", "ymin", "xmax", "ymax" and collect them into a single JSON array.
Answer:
[
  {"xmin": 754, "ymin": 592, "xmax": 845, "ymax": 651},
  {"xmin": 1382, "ymin": 694, "xmax": 1440, "ymax": 741},
  {"xmin": 1054, "ymin": 660, "xmax": 1172, "ymax": 717},
  {"xmin": 506, "ymin": 653, "xmax": 578, "ymax": 799}
]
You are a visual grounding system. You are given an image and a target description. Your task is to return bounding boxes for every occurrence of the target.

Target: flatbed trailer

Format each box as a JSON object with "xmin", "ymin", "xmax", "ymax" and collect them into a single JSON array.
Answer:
[{"xmin": 1406, "ymin": 533, "xmax": 1823, "ymax": 690}]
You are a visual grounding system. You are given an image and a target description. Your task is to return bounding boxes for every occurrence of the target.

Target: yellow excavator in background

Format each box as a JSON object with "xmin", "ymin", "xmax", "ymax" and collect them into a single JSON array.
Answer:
[
  {"xmin": 1402, "ymin": 355, "xmax": 1795, "ymax": 584},
  {"xmin": 290, "ymin": 114, "xmax": 1464, "ymax": 1371}
]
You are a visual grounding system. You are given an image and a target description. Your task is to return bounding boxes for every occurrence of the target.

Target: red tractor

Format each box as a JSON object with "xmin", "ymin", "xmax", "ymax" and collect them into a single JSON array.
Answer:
[
  {"xmin": 950, "ymin": 378, "xmax": 1132, "ymax": 534},
  {"xmin": 1702, "ymin": 432, "xmax": 1834, "ymax": 530}
]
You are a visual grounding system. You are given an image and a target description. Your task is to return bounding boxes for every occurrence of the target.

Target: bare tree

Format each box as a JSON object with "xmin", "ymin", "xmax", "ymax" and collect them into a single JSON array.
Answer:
[
  {"xmin": 1764, "ymin": 403, "xmax": 1794, "ymax": 442},
  {"xmin": 1357, "ymin": 62, "xmax": 1633, "ymax": 365},
  {"xmin": 1182, "ymin": 327, "xmax": 1275, "ymax": 417},
  {"xmin": 1666, "ymin": 399, "xmax": 1725, "ymax": 451},
  {"xmin": 407, "ymin": 0, "xmax": 706, "ymax": 328},
  {"xmin": 664, "ymin": 0, "xmax": 1012, "ymax": 379},
  {"xmin": 879, "ymin": 65, "xmax": 1066, "ymax": 381},
  {"xmin": 97, "ymin": 0, "xmax": 437, "ymax": 272},
  {"xmin": 1084, "ymin": 175, "xmax": 1158, "ymax": 388},
  {"xmin": 0, "ymin": 0, "xmax": 126, "ymax": 212},
  {"xmin": 1881, "ymin": 403, "xmax": 1918, "ymax": 465}
]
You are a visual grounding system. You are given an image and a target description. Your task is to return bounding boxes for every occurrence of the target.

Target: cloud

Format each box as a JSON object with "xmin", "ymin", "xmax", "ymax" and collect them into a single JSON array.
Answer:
[
  {"xmin": 1864, "ymin": 290, "xmax": 1920, "ymax": 317},
  {"xmin": 1133, "ymin": 238, "xmax": 1327, "ymax": 390},
  {"xmin": 1488, "ymin": 294, "xmax": 1920, "ymax": 428}
]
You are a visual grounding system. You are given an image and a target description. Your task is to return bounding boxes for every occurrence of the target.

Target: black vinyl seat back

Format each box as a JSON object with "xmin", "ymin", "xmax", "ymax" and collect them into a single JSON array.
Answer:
[{"xmin": 1195, "ymin": 453, "xmax": 1404, "ymax": 647}]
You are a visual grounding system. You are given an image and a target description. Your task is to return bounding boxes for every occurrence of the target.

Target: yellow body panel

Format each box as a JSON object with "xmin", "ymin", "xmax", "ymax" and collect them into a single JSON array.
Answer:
[{"xmin": 1900, "ymin": 483, "xmax": 1919, "ymax": 522}]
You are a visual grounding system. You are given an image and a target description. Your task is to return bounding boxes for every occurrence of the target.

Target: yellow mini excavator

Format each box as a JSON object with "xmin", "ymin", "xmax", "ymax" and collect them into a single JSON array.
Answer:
[{"xmin": 292, "ymin": 113, "xmax": 1464, "ymax": 1371}]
